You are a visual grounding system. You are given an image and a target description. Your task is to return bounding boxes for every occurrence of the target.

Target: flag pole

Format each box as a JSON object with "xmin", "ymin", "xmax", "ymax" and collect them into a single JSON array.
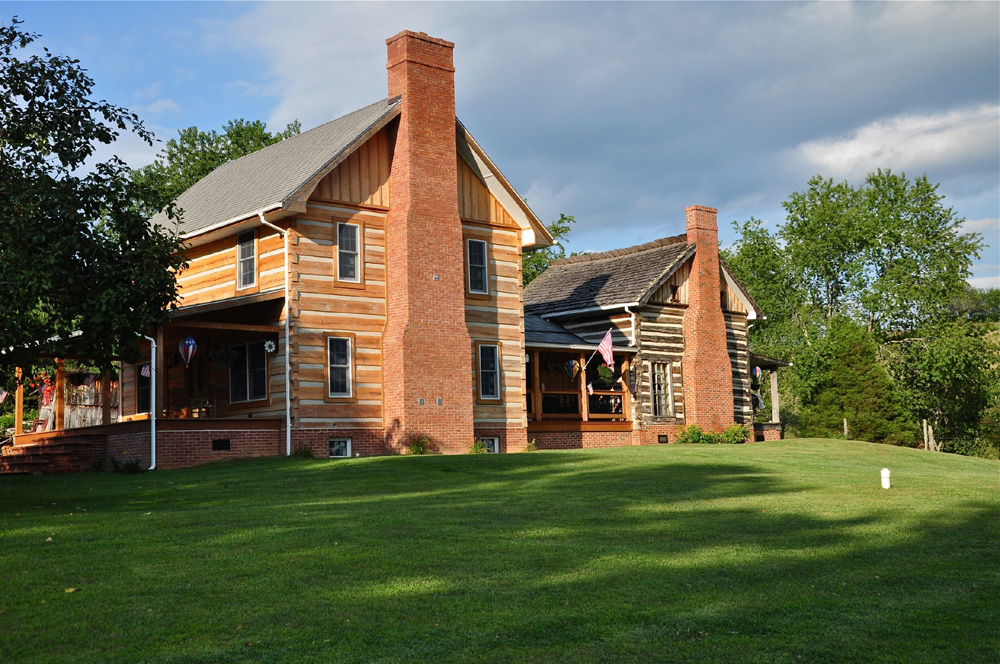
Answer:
[{"xmin": 583, "ymin": 327, "xmax": 616, "ymax": 369}]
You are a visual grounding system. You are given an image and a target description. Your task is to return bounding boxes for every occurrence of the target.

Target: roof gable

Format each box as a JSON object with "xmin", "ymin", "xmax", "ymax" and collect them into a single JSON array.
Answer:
[
  {"xmin": 524, "ymin": 235, "xmax": 691, "ymax": 316},
  {"xmin": 154, "ymin": 98, "xmax": 401, "ymax": 238}
]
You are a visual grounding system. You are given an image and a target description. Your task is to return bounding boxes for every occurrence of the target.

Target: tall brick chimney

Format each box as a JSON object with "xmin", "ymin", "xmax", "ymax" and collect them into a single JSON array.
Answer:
[
  {"xmin": 382, "ymin": 31, "xmax": 474, "ymax": 452},
  {"xmin": 681, "ymin": 205, "xmax": 734, "ymax": 431}
]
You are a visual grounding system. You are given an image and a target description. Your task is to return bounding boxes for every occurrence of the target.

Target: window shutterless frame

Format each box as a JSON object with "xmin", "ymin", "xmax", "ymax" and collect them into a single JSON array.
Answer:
[
  {"xmin": 466, "ymin": 238, "xmax": 489, "ymax": 295},
  {"xmin": 477, "ymin": 342, "xmax": 501, "ymax": 402},
  {"xmin": 480, "ymin": 436, "xmax": 499, "ymax": 454},
  {"xmin": 229, "ymin": 341, "xmax": 268, "ymax": 404},
  {"xmin": 236, "ymin": 230, "xmax": 257, "ymax": 290},
  {"xmin": 326, "ymin": 335, "xmax": 354, "ymax": 400},
  {"xmin": 329, "ymin": 438, "xmax": 352, "ymax": 458},
  {"xmin": 336, "ymin": 222, "xmax": 362, "ymax": 285}
]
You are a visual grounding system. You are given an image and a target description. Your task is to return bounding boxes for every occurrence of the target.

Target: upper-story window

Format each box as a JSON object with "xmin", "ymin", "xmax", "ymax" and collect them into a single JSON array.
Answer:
[
  {"xmin": 337, "ymin": 222, "xmax": 361, "ymax": 283},
  {"xmin": 237, "ymin": 230, "xmax": 256, "ymax": 290},
  {"xmin": 467, "ymin": 238, "xmax": 489, "ymax": 295}
]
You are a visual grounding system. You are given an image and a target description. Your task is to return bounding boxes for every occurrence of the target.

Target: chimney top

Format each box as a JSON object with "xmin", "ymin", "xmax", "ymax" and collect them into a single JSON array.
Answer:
[{"xmin": 685, "ymin": 205, "xmax": 718, "ymax": 234}]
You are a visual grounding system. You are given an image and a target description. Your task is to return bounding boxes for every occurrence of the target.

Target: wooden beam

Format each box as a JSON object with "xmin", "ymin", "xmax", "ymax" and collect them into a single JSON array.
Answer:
[
  {"xmin": 101, "ymin": 369, "xmax": 112, "ymax": 425},
  {"xmin": 622, "ymin": 356, "xmax": 631, "ymax": 421},
  {"xmin": 532, "ymin": 350, "xmax": 542, "ymax": 422},
  {"xmin": 579, "ymin": 352, "xmax": 589, "ymax": 422},
  {"xmin": 155, "ymin": 325, "xmax": 165, "ymax": 418},
  {"xmin": 14, "ymin": 367, "xmax": 23, "ymax": 435},
  {"xmin": 770, "ymin": 370, "xmax": 780, "ymax": 424},
  {"xmin": 173, "ymin": 320, "xmax": 282, "ymax": 334},
  {"xmin": 54, "ymin": 359, "xmax": 65, "ymax": 431}
]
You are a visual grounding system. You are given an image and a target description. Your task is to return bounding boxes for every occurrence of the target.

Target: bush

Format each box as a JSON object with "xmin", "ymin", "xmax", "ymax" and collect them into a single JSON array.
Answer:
[
  {"xmin": 408, "ymin": 437, "xmax": 431, "ymax": 455},
  {"xmin": 721, "ymin": 424, "xmax": 751, "ymax": 444},
  {"xmin": 290, "ymin": 445, "xmax": 314, "ymax": 458},
  {"xmin": 524, "ymin": 438, "xmax": 538, "ymax": 452},
  {"xmin": 470, "ymin": 439, "xmax": 488, "ymax": 454},
  {"xmin": 109, "ymin": 455, "xmax": 143, "ymax": 474}
]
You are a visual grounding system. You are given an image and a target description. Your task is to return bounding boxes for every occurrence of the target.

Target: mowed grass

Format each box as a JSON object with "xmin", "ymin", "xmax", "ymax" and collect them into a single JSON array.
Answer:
[{"xmin": 0, "ymin": 440, "xmax": 996, "ymax": 663}]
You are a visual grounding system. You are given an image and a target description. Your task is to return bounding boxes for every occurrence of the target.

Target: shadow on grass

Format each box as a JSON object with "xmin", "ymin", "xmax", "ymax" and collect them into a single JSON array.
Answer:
[{"xmin": 0, "ymin": 449, "xmax": 996, "ymax": 664}]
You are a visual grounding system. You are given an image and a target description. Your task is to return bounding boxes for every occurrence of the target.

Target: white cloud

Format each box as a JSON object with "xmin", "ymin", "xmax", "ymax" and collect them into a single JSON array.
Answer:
[
  {"xmin": 794, "ymin": 104, "xmax": 1000, "ymax": 180},
  {"xmin": 968, "ymin": 274, "xmax": 1000, "ymax": 290},
  {"xmin": 139, "ymin": 98, "xmax": 183, "ymax": 118}
]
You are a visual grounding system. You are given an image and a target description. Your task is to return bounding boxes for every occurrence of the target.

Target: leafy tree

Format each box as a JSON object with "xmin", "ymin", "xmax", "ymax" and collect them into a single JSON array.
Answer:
[
  {"xmin": 523, "ymin": 213, "xmax": 576, "ymax": 285},
  {"xmin": 880, "ymin": 320, "xmax": 999, "ymax": 439},
  {"xmin": 790, "ymin": 320, "xmax": 918, "ymax": 445},
  {"xmin": 948, "ymin": 284, "xmax": 1000, "ymax": 323},
  {"xmin": 0, "ymin": 17, "xmax": 184, "ymax": 382},
  {"xmin": 131, "ymin": 118, "xmax": 301, "ymax": 213}
]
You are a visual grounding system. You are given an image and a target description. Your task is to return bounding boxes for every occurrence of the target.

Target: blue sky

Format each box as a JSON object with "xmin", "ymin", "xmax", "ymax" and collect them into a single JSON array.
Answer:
[{"xmin": 6, "ymin": 1, "xmax": 999, "ymax": 287}]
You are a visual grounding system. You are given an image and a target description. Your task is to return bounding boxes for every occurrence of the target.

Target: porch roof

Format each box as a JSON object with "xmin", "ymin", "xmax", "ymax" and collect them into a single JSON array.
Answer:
[{"xmin": 525, "ymin": 313, "xmax": 636, "ymax": 353}]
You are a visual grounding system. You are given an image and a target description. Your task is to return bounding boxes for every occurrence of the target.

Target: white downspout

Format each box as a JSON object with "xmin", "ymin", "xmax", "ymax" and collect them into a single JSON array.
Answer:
[
  {"xmin": 624, "ymin": 306, "xmax": 637, "ymax": 347},
  {"xmin": 257, "ymin": 211, "xmax": 293, "ymax": 456},
  {"xmin": 137, "ymin": 332, "xmax": 157, "ymax": 470}
]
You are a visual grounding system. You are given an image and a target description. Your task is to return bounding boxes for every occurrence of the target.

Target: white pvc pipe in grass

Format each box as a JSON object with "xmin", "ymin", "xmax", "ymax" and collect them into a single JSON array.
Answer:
[{"xmin": 881, "ymin": 468, "xmax": 891, "ymax": 489}]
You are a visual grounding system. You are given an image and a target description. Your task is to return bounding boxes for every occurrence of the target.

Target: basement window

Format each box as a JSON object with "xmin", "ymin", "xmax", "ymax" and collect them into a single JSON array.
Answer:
[
  {"xmin": 329, "ymin": 438, "xmax": 352, "ymax": 458},
  {"xmin": 480, "ymin": 436, "xmax": 499, "ymax": 454}
]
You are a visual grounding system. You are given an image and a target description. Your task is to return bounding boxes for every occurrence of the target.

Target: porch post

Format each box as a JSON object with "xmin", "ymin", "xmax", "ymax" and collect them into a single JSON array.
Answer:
[
  {"xmin": 579, "ymin": 352, "xmax": 589, "ymax": 422},
  {"xmin": 54, "ymin": 359, "xmax": 65, "ymax": 431},
  {"xmin": 101, "ymin": 369, "xmax": 112, "ymax": 425},
  {"xmin": 14, "ymin": 367, "xmax": 23, "ymax": 435},
  {"xmin": 531, "ymin": 350, "xmax": 542, "ymax": 421},
  {"xmin": 770, "ymin": 370, "xmax": 780, "ymax": 423},
  {"xmin": 154, "ymin": 325, "xmax": 165, "ymax": 417},
  {"xmin": 621, "ymin": 356, "xmax": 631, "ymax": 420}
]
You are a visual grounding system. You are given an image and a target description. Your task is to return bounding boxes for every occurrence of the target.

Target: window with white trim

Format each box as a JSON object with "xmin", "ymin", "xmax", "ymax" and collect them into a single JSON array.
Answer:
[
  {"xmin": 650, "ymin": 362, "xmax": 675, "ymax": 418},
  {"xmin": 230, "ymin": 341, "xmax": 267, "ymax": 403},
  {"xmin": 337, "ymin": 222, "xmax": 360, "ymax": 282},
  {"xmin": 328, "ymin": 337, "xmax": 353, "ymax": 398},
  {"xmin": 136, "ymin": 363, "xmax": 151, "ymax": 414},
  {"xmin": 467, "ymin": 238, "xmax": 489, "ymax": 295},
  {"xmin": 478, "ymin": 344, "xmax": 500, "ymax": 400},
  {"xmin": 480, "ymin": 436, "xmax": 499, "ymax": 454},
  {"xmin": 236, "ymin": 231, "xmax": 256, "ymax": 290},
  {"xmin": 329, "ymin": 438, "xmax": 352, "ymax": 458}
]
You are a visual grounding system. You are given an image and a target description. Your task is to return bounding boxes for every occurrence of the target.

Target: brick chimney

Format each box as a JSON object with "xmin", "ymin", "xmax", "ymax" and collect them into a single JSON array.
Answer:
[
  {"xmin": 681, "ymin": 205, "xmax": 734, "ymax": 431},
  {"xmin": 382, "ymin": 31, "xmax": 474, "ymax": 452}
]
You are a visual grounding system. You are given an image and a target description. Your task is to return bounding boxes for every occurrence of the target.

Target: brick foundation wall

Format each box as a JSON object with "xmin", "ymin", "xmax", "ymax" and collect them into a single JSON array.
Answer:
[
  {"xmin": 531, "ymin": 430, "xmax": 634, "ymax": 450},
  {"xmin": 292, "ymin": 428, "xmax": 398, "ymax": 457},
  {"xmin": 475, "ymin": 426, "xmax": 528, "ymax": 453}
]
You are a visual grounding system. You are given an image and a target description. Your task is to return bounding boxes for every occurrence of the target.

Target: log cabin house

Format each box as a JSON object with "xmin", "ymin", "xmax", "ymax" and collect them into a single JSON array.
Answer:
[{"xmin": 3, "ymin": 30, "xmax": 781, "ymax": 473}]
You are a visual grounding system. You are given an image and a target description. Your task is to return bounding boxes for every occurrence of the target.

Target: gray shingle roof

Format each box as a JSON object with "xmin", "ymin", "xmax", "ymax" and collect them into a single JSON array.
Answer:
[
  {"xmin": 524, "ymin": 235, "xmax": 694, "ymax": 316},
  {"xmin": 154, "ymin": 98, "xmax": 401, "ymax": 236},
  {"xmin": 524, "ymin": 313, "xmax": 591, "ymax": 348}
]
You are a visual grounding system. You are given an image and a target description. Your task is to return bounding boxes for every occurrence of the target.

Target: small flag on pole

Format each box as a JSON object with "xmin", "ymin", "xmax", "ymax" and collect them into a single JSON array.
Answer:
[
  {"xmin": 587, "ymin": 383, "xmax": 594, "ymax": 395},
  {"xmin": 140, "ymin": 364, "xmax": 151, "ymax": 378},
  {"xmin": 597, "ymin": 329, "xmax": 615, "ymax": 368}
]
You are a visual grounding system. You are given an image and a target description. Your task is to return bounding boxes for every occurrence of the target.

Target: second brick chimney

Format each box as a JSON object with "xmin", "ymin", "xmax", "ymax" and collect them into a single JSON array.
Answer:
[
  {"xmin": 681, "ymin": 205, "xmax": 735, "ymax": 431},
  {"xmin": 382, "ymin": 31, "xmax": 474, "ymax": 452}
]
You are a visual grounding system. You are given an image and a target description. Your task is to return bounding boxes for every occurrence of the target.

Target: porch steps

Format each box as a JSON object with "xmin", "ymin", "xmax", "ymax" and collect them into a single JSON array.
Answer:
[{"xmin": 0, "ymin": 436, "xmax": 107, "ymax": 475}]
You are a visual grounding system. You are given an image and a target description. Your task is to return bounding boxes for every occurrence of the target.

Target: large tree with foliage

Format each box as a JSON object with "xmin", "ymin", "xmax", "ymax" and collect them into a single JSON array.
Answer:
[
  {"xmin": 726, "ymin": 170, "xmax": 993, "ymax": 449},
  {"xmin": 131, "ymin": 118, "xmax": 300, "ymax": 214},
  {"xmin": 0, "ymin": 18, "xmax": 184, "ymax": 380},
  {"xmin": 522, "ymin": 213, "xmax": 576, "ymax": 285}
]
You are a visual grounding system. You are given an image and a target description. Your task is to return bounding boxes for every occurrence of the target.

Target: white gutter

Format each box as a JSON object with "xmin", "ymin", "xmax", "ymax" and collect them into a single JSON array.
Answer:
[
  {"xmin": 136, "ymin": 332, "xmax": 157, "ymax": 470},
  {"xmin": 624, "ymin": 306, "xmax": 637, "ymax": 347},
  {"xmin": 180, "ymin": 203, "xmax": 283, "ymax": 241},
  {"xmin": 539, "ymin": 302, "xmax": 640, "ymax": 320},
  {"xmin": 256, "ymin": 211, "xmax": 293, "ymax": 456}
]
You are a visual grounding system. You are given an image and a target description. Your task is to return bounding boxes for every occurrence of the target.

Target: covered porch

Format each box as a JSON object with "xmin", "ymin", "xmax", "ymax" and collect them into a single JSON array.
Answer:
[{"xmin": 750, "ymin": 352, "xmax": 791, "ymax": 441}]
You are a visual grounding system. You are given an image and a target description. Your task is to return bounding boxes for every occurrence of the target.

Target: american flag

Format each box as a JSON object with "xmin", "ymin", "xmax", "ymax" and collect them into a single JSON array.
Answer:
[
  {"xmin": 597, "ymin": 329, "xmax": 614, "ymax": 369},
  {"xmin": 0, "ymin": 389, "xmax": 7, "ymax": 404},
  {"xmin": 140, "ymin": 364, "xmax": 151, "ymax": 378}
]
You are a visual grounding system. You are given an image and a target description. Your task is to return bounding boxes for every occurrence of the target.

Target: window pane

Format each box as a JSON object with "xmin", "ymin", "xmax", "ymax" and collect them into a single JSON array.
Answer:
[
  {"xmin": 328, "ymin": 337, "xmax": 352, "ymax": 397},
  {"xmin": 480, "ymin": 345, "xmax": 499, "ymax": 399},
  {"xmin": 230, "ymin": 345, "xmax": 248, "ymax": 403},
  {"xmin": 249, "ymin": 342, "xmax": 267, "ymax": 400},
  {"xmin": 237, "ymin": 232, "xmax": 255, "ymax": 288},
  {"xmin": 468, "ymin": 240, "xmax": 488, "ymax": 293},
  {"xmin": 338, "ymin": 224, "xmax": 359, "ymax": 281}
]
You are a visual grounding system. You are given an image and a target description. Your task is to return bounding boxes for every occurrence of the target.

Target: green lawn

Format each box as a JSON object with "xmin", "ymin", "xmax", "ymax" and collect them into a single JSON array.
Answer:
[{"xmin": 1, "ymin": 440, "xmax": 996, "ymax": 663}]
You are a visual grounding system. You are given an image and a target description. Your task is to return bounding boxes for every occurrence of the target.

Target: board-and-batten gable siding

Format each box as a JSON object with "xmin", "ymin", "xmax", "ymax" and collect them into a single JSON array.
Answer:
[
  {"xmin": 648, "ymin": 259, "xmax": 691, "ymax": 305},
  {"xmin": 634, "ymin": 304, "xmax": 686, "ymax": 425},
  {"xmin": 725, "ymin": 312, "xmax": 752, "ymax": 424},
  {"xmin": 288, "ymin": 196, "xmax": 389, "ymax": 429},
  {"xmin": 310, "ymin": 128, "xmax": 392, "ymax": 209},
  {"xmin": 721, "ymin": 275, "xmax": 748, "ymax": 315},
  {"xmin": 175, "ymin": 228, "xmax": 285, "ymax": 307},
  {"xmin": 460, "ymin": 169, "xmax": 526, "ymax": 426}
]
